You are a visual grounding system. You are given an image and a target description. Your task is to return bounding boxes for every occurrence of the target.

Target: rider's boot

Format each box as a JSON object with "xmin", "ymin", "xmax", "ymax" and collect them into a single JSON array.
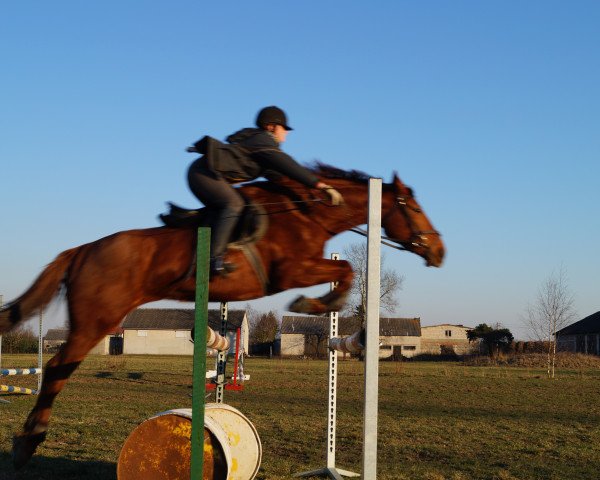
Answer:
[{"xmin": 210, "ymin": 256, "xmax": 236, "ymax": 276}]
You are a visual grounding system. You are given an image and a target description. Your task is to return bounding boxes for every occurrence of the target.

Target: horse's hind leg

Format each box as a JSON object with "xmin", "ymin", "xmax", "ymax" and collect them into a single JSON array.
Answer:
[{"xmin": 12, "ymin": 312, "xmax": 127, "ymax": 469}]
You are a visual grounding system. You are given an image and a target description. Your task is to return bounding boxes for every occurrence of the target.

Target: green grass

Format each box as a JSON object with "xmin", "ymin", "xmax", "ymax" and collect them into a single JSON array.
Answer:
[{"xmin": 1, "ymin": 355, "xmax": 600, "ymax": 479}]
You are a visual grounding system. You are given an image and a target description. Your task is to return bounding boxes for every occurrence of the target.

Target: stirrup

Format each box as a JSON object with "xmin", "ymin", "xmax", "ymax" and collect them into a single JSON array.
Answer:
[{"xmin": 210, "ymin": 257, "xmax": 236, "ymax": 276}]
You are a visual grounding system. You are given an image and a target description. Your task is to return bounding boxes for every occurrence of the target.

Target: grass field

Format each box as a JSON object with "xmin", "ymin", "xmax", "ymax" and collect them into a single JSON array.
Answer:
[{"xmin": 1, "ymin": 354, "xmax": 599, "ymax": 480}]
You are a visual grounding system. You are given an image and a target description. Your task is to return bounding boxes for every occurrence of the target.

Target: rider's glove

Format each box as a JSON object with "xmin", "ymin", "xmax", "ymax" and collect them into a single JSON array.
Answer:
[{"xmin": 320, "ymin": 184, "xmax": 344, "ymax": 206}]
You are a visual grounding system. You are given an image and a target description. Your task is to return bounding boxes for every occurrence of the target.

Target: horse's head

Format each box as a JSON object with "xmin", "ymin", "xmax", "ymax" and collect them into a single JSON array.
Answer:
[{"xmin": 382, "ymin": 174, "xmax": 445, "ymax": 267}]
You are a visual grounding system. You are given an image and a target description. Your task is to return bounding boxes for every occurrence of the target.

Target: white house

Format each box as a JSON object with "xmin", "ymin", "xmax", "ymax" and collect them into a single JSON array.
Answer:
[
  {"xmin": 280, "ymin": 316, "xmax": 422, "ymax": 358},
  {"xmin": 121, "ymin": 308, "xmax": 249, "ymax": 356},
  {"xmin": 420, "ymin": 324, "xmax": 474, "ymax": 355}
]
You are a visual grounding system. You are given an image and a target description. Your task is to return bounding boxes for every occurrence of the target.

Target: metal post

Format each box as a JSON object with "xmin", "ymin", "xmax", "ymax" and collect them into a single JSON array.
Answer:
[
  {"xmin": 362, "ymin": 178, "xmax": 381, "ymax": 480},
  {"xmin": 38, "ymin": 308, "xmax": 43, "ymax": 392},
  {"xmin": 232, "ymin": 328, "xmax": 241, "ymax": 387},
  {"xmin": 327, "ymin": 253, "xmax": 340, "ymax": 470},
  {"xmin": 294, "ymin": 254, "xmax": 358, "ymax": 480},
  {"xmin": 215, "ymin": 302, "xmax": 228, "ymax": 404},
  {"xmin": 191, "ymin": 227, "xmax": 211, "ymax": 479}
]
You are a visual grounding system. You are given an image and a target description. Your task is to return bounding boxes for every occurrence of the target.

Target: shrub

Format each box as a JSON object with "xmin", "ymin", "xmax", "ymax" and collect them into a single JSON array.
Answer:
[{"xmin": 1, "ymin": 326, "xmax": 38, "ymax": 353}]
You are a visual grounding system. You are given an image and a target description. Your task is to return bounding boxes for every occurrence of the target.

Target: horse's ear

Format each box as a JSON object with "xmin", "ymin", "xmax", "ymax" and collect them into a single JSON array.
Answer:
[{"xmin": 392, "ymin": 171, "xmax": 403, "ymax": 186}]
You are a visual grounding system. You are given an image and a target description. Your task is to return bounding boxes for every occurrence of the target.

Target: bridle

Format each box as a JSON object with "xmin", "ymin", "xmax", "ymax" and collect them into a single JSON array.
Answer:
[
  {"xmin": 252, "ymin": 181, "xmax": 441, "ymax": 255},
  {"xmin": 350, "ymin": 189, "xmax": 441, "ymax": 254},
  {"xmin": 389, "ymin": 192, "xmax": 441, "ymax": 247}
]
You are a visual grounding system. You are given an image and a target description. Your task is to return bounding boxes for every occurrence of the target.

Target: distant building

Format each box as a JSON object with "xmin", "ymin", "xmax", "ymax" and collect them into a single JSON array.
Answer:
[
  {"xmin": 556, "ymin": 311, "xmax": 600, "ymax": 355},
  {"xmin": 280, "ymin": 316, "xmax": 421, "ymax": 358},
  {"xmin": 121, "ymin": 308, "xmax": 249, "ymax": 356},
  {"xmin": 43, "ymin": 329, "xmax": 68, "ymax": 352},
  {"xmin": 421, "ymin": 324, "xmax": 474, "ymax": 355}
]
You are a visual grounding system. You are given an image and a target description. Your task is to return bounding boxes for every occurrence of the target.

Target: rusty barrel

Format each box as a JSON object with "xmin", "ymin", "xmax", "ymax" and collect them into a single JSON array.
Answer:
[{"xmin": 117, "ymin": 403, "xmax": 261, "ymax": 480}]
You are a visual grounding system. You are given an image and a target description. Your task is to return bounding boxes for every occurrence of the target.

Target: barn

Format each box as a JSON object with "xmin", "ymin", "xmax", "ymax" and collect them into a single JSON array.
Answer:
[
  {"xmin": 121, "ymin": 308, "xmax": 249, "ymax": 356},
  {"xmin": 556, "ymin": 311, "xmax": 600, "ymax": 355},
  {"xmin": 280, "ymin": 315, "xmax": 422, "ymax": 358},
  {"xmin": 420, "ymin": 324, "xmax": 474, "ymax": 355}
]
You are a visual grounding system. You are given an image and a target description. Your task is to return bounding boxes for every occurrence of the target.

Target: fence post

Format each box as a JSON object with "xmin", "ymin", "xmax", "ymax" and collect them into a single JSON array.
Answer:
[
  {"xmin": 362, "ymin": 178, "xmax": 381, "ymax": 480},
  {"xmin": 191, "ymin": 227, "xmax": 211, "ymax": 478}
]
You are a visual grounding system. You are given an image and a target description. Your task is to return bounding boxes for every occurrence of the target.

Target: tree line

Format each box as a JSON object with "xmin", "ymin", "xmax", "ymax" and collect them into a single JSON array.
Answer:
[{"xmin": 0, "ymin": 325, "xmax": 39, "ymax": 353}]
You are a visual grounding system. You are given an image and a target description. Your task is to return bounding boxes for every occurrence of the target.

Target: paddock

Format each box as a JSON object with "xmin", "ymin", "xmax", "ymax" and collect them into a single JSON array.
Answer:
[{"xmin": 1, "ymin": 354, "xmax": 599, "ymax": 479}]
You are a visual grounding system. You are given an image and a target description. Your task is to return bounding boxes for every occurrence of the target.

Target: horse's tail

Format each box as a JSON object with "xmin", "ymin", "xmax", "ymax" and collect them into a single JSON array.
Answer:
[{"xmin": 0, "ymin": 247, "xmax": 81, "ymax": 334}]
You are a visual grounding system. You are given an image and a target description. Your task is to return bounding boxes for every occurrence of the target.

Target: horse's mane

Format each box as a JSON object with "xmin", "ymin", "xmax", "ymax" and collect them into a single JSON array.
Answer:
[{"xmin": 308, "ymin": 162, "xmax": 370, "ymax": 184}]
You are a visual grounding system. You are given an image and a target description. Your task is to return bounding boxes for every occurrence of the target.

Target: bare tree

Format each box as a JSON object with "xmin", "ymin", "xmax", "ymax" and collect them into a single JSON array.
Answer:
[
  {"xmin": 301, "ymin": 319, "xmax": 329, "ymax": 358},
  {"xmin": 523, "ymin": 267, "xmax": 576, "ymax": 378},
  {"xmin": 342, "ymin": 243, "xmax": 404, "ymax": 319}
]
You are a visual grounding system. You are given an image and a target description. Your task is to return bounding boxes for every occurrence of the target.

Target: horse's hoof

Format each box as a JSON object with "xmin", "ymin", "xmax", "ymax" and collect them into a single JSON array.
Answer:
[
  {"xmin": 288, "ymin": 296, "xmax": 326, "ymax": 314},
  {"xmin": 12, "ymin": 431, "xmax": 46, "ymax": 470},
  {"xmin": 288, "ymin": 295, "xmax": 309, "ymax": 313}
]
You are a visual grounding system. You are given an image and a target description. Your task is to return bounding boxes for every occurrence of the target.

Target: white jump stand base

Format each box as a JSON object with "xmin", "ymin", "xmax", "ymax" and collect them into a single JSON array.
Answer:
[{"xmin": 293, "ymin": 466, "xmax": 360, "ymax": 480}]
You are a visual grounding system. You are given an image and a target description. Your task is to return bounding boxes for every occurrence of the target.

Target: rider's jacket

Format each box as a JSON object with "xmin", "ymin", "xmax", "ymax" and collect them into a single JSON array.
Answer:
[{"xmin": 190, "ymin": 128, "xmax": 319, "ymax": 187}]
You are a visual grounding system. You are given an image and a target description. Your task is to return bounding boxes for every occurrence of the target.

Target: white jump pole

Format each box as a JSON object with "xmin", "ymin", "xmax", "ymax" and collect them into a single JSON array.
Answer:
[{"xmin": 362, "ymin": 177, "xmax": 382, "ymax": 480}]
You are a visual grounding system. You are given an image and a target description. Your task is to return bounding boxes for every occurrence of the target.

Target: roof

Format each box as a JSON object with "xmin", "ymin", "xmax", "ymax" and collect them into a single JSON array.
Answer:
[
  {"xmin": 44, "ymin": 326, "xmax": 122, "ymax": 341},
  {"xmin": 422, "ymin": 324, "xmax": 472, "ymax": 330},
  {"xmin": 44, "ymin": 329, "xmax": 69, "ymax": 341},
  {"xmin": 281, "ymin": 316, "xmax": 421, "ymax": 337},
  {"xmin": 122, "ymin": 308, "xmax": 247, "ymax": 331},
  {"xmin": 556, "ymin": 311, "xmax": 600, "ymax": 335}
]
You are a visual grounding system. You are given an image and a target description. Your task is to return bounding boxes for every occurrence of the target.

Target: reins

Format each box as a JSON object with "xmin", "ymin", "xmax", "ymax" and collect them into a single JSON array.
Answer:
[
  {"xmin": 239, "ymin": 185, "xmax": 441, "ymax": 254},
  {"xmin": 348, "ymin": 226, "xmax": 411, "ymax": 252}
]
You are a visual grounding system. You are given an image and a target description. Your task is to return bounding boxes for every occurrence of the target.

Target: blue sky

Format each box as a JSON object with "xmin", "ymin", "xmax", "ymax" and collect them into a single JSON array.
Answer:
[{"xmin": 1, "ymin": 2, "xmax": 598, "ymax": 339}]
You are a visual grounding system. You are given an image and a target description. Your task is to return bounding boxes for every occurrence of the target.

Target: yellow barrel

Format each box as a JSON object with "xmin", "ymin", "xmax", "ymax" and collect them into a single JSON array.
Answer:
[{"xmin": 117, "ymin": 404, "xmax": 261, "ymax": 480}]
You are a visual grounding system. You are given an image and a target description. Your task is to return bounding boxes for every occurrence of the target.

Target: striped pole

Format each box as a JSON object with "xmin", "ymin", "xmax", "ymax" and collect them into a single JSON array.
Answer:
[
  {"xmin": 1, "ymin": 385, "xmax": 38, "ymax": 394},
  {"xmin": 191, "ymin": 227, "xmax": 210, "ymax": 479},
  {"xmin": 1, "ymin": 368, "xmax": 42, "ymax": 376},
  {"xmin": 206, "ymin": 327, "xmax": 230, "ymax": 352},
  {"xmin": 329, "ymin": 330, "xmax": 364, "ymax": 354}
]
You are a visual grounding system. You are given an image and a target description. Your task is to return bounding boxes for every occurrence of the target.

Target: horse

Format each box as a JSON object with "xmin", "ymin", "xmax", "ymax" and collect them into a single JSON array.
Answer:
[{"xmin": 0, "ymin": 163, "xmax": 444, "ymax": 468}]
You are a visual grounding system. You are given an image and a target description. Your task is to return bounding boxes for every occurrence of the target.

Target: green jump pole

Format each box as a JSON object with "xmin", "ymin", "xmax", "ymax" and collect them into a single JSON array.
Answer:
[{"xmin": 191, "ymin": 227, "xmax": 211, "ymax": 479}]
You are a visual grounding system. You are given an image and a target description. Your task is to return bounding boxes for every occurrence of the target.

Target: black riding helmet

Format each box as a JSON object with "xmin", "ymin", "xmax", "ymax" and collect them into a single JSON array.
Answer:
[{"xmin": 255, "ymin": 106, "xmax": 293, "ymax": 131}]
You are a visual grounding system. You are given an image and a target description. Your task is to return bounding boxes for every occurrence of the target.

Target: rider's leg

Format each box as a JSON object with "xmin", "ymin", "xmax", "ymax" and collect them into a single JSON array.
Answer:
[
  {"xmin": 210, "ymin": 192, "xmax": 244, "ymax": 267},
  {"xmin": 187, "ymin": 165, "xmax": 244, "ymax": 272}
]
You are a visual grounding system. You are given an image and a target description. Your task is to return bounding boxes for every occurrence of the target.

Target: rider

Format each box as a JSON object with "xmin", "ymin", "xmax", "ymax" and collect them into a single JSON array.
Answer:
[{"xmin": 186, "ymin": 106, "xmax": 344, "ymax": 275}]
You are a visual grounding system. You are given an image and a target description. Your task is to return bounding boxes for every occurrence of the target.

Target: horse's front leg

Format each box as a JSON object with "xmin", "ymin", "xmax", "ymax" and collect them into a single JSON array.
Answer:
[
  {"xmin": 12, "ymin": 338, "xmax": 88, "ymax": 469},
  {"xmin": 12, "ymin": 323, "xmax": 116, "ymax": 469},
  {"xmin": 273, "ymin": 258, "xmax": 354, "ymax": 314}
]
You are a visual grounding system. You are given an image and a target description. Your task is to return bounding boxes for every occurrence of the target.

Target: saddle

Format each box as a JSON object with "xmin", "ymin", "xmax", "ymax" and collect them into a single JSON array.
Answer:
[{"xmin": 159, "ymin": 201, "xmax": 268, "ymax": 247}]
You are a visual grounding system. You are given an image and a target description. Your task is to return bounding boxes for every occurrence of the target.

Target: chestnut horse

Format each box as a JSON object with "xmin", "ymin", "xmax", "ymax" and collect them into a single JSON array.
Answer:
[{"xmin": 0, "ymin": 164, "xmax": 444, "ymax": 468}]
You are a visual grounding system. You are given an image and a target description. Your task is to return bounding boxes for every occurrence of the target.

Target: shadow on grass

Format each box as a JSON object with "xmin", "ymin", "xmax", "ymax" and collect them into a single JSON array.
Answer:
[
  {"xmin": 0, "ymin": 451, "xmax": 116, "ymax": 480},
  {"xmin": 94, "ymin": 371, "xmax": 144, "ymax": 381}
]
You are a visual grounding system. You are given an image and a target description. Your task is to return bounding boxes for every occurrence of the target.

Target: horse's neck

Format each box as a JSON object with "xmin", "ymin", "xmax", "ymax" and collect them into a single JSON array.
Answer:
[{"xmin": 315, "ymin": 181, "xmax": 374, "ymax": 235}]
